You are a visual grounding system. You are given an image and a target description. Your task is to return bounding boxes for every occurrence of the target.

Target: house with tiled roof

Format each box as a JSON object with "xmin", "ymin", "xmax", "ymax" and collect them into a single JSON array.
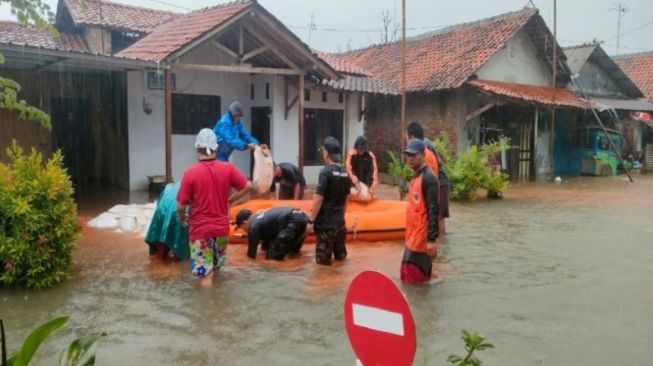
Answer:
[
  {"xmin": 323, "ymin": 8, "xmax": 588, "ymax": 180},
  {"xmin": 613, "ymin": 51, "xmax": 653, "ymax": 158},
  {"xmin": 557, "ymin": 44, "xmax": 653, "ymax": 174},
  {"xmin": 1, "ymin": 0, "xmax": 372, "ymax": 191},
  {"xmin": 615, "ymin": 51, "xmax": 653, "ymax": 101},
  {"xmin": 55, "ymin": 0, "xmax": 180, "ymax": 54}
]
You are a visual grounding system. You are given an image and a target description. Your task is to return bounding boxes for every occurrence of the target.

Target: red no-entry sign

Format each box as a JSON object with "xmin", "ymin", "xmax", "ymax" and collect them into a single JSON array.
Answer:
[{"xmin": 344, "ymin": 271, "xmax": 416, "ymax": 366}]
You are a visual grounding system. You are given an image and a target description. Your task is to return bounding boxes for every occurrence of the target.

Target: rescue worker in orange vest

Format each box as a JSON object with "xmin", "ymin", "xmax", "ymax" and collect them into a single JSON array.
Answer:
[
  {"xmin": 406, "ymin": 120, "xmax": 448, "ymax": 234},
  {"xmin": 406, "ymin": 121, "xmax": 438, "ymax": 176},
  {"xmin": 401, "ymin": 139, "xmax": 439, "ymax": 283}
]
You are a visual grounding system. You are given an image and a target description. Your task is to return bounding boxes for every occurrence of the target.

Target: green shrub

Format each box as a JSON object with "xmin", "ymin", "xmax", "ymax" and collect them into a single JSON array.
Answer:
[
  {"xmin": 434, "ymin": 133, "xmax": 511, "ymax": 201},
  {"xmin": 447, "ymin": 145, "xmax": 488, "ymax": 201},
  {"xmin": 484, "ymin": 170, "xmax": 510, "ymax": 199},
  {"xmin": 0, "ymin": 141, "xmax": 80, "ymax": 288},
  {"xmin": 387, "ymin": 151, "xmax": 414, "ymax": 183},
  {"xmin": 447, "ymin": 330, "xmax": 494, "ymax": 366}
]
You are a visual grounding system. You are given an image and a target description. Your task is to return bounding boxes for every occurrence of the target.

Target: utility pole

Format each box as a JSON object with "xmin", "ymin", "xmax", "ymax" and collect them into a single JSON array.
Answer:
[
  {"xmin": 548, "ymin": 0, "xmax": 557, "ymax": 179},
  {"xmin": 307, "ymin": 13, "xmax": 317, "ymax": 44},
  {"xmin": 400, "ymin": 0, "xmax": 407, "ymax": 158},
  {"xmin": 610, "ymin": 3, "xmax": 627, "ymax": 54}
]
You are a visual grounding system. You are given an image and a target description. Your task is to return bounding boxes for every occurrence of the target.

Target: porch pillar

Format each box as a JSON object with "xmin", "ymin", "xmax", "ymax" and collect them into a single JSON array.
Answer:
[
  {"xmin": 534, "ymin": 107, "xmax": 538, "ymax": 155},
  {"xmin": 298, "ymin": 73, "xmax": 305, "ymax": 173},
  {"xmin": 165, "ymin": 68, "xmax": 173, "ymax": 182}
]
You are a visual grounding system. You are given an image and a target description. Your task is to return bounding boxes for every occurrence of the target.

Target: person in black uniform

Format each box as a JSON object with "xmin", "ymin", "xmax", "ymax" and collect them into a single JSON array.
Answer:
[
  {"xmin": 345, "ymin": 136, "xmax": 379, "ymax": 196},
  {"xmin": 270, "ymin": 162, "xmax": 306, "ymax": 200},
  {"xmin": 235, "ymin": 207, "xmax": 309, "ymax": 260},
  {"xmin": 308, "ymin": 137, "xmax": 353, "ymax": 266}
]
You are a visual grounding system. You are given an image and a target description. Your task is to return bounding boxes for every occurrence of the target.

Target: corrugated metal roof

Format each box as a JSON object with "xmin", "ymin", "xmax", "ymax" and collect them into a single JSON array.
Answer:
[
  {"xmin": 592, "ymin": 97, "xmax": 653, "ymax": 112},
  {"xmin": 564, "ymin": 44, "xmax": 596, "ymax": 75}
]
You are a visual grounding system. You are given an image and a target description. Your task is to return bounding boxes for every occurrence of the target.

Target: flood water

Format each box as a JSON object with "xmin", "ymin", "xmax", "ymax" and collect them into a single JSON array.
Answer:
[{"xmin": 2, "ymin": 175, "xmax": 653, "ymax": 365}]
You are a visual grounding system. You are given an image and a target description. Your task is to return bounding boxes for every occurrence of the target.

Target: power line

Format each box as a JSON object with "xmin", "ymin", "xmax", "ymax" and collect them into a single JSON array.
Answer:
[
  {"xmin": 605, "ymin": 19, "xmax": 653, "ymax": 42},
  {"xmin": 287, "ymin": 24, "xmax": 447, "ymax": 33},
  {"xmin": 142, "ymin": 0, "xmax": 192, "ymax": 11}
]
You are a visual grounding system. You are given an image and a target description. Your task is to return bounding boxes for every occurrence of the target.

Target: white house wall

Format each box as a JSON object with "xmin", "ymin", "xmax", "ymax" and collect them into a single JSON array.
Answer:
[
  {"xmin": 127, "ymin": 68, "xmax": 254, "ymax": 190},
  {"xmin": 127, "ymin": 38, "xmax": 282, "ymax": 190},
  {"xmin": 128, "ymin": 67, "xmax": 361, "ymax": 189},
  {"xmin": 476, "ymin": 29, "xmax": 552, "ymax": 87},
  {"xmin": 127, "ymin": 70, "xmax": 166, "ymax": 190}
]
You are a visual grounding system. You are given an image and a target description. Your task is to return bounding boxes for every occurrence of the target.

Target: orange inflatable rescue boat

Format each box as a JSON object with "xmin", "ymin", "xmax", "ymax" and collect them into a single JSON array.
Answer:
[{"xmin": 229, "ymin": 199, "xmax": 406, "ymax": 243}]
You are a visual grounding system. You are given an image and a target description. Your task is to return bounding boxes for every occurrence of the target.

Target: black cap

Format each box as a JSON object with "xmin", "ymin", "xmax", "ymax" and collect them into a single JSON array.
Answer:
[
  {"xmin": 234, "ymin": 209, "xmax": 253, "ymax": 227},
  {"xmin": 323, "ymin": 136, "xmax": 342, "ymax": 162},
  {"xmin": 404, "ymin": 139, "xmax": 425, "ymax": 154},
  {"xmin": 354, "ymin": 136, "xmax": 368, "ymax": 152}
]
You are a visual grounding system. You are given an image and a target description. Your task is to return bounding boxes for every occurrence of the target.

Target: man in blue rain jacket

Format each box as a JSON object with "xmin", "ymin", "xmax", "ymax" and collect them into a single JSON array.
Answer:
[{"xmin": 213, "ymin": 101, "xmax": 259, "ymax": 161}]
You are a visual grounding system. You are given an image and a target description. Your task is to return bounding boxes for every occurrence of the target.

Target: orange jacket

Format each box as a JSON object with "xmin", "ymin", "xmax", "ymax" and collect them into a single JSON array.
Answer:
[
  {"xmin": 424, "ymin": 148, "xmax": 439, "ymax": 177},
  {"xmin": 345, "ymin": 149, "xmax": 379, "ymax": 190},
  {"xmin": 405, "ymin": 165, "xmax": 439, "ymax": 253}
]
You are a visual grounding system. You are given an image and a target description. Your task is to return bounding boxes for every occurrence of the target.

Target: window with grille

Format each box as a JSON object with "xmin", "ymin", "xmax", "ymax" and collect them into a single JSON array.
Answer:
[
  {"xmin": 172, "ymin": 93, "xmax": 221, "ymax": 135},
  {"xmin": 303, "ymin": 108, "xmax": 344, "ymax": 165}
]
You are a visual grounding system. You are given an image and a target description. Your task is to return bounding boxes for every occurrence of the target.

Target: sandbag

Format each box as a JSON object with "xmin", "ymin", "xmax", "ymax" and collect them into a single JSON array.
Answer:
[
  {"xmin": 349, "ymin": 182, "xmax": 373, "ymax": 203},
  {"xmin": 252, "ymin": 146, "xmax": 274, "ymax": 194}
]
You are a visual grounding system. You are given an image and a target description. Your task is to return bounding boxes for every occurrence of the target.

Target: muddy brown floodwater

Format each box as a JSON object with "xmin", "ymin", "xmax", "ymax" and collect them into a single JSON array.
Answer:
[{"xmin": 2, "ymin": 176, "xmax": 653, "ymax": 365}]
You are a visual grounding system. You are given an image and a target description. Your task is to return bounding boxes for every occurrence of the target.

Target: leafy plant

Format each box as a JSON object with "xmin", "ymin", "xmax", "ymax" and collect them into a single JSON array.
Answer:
[
  {"xmin": 387, "ymin": 151, "xmax": 414, "ymax": 199},
  {"xmin": 387, "ymin": 151, "xmax": 414, "ymax": 183},
  {"xmin": 1, "ymin": 316, "xmax": 105, "ymax": 366},
  {"xmin": 447, "ymin": 330, "xmax": 494, "ymax": 366},
  {"xmin": 484, "ymin": 170, "xmax": 509, "ymax": 199},
  {"xmin": 5, "ymin": 316, "xmax": 68, "ymax": 366},
  {"xmin": 434, "ymin": 133, "xmax": 511, "ymax": 201},
  {"xmin": 59, "ymin": 334, "xmax": 106, "ymax": 366},
  {"xmin": 0, "ymin": 0, "xmax": 54, "ymax": 129},
  {"xmin": 0, "ymin": 142, "xmax": 81, "ymax": 288}
]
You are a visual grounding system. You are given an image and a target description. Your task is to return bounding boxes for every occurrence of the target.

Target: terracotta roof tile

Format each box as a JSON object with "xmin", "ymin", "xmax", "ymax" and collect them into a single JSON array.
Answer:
[
  {"xmin": 615, "ymin": 52, "xmax": 653, "ymax": 101},
  {"xmin": 468, "ymin": 79, "xmax": 587, "ymax": 108},
  {"xmin": 323, "ymin": 75, "xmax": 398, "ymax": 95},
  {"xmin": 313, "ymin": 50, "xmax": 368, "ymax": 76},
  {"xmin": 63, "ymin": 0, "xmax": 179, "ymax": 33},
  {"xmin": 0, "ymin": 21, "xmax": 88, "ymax": 52},
  {"xmin": 328, "ymin": 8, "xmax": 538, "ymax": 92},
  {"xmin": 116, "ymin": 1, "xmax": 252, "ymax": 62}
]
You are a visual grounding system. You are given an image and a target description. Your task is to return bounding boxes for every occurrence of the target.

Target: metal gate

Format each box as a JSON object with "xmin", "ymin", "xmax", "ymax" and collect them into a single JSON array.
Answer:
[
  {"xmin": 645, "ymin": 144, "xmax": 653, "ymax": 173},
  {"xmin": 518, "ymin": 122, "xmax": 534, "ymax": 181}
]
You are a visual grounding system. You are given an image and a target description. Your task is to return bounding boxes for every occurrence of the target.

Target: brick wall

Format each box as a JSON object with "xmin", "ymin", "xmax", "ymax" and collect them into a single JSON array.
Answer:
[{"xmin": 365, "ymin": 90, "xmax": 460, "ymax": 172}]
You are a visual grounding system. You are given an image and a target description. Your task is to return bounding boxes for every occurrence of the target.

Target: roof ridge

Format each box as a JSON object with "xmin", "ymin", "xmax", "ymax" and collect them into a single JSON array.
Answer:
[
  {"xmin": 0, "ymin": 20, "xmax": 47, "ymax": 29},
  {"xmin": 190, "ymin": 0, "xmax": 253, "ymax": 15},
  {"xmin": 613, "ymin": 50, "xmax": 653, "ymax": 60},
  {"xmin": 334, "ymin": 7, "xmax": 537, "ymax": 56},
  {"xmin": 64, "ymin": 0, "xmax": 180, "ymax": 15},
  {"xmin": 562, "ymin": 42, "xmax": 600, "ymax": 51}
]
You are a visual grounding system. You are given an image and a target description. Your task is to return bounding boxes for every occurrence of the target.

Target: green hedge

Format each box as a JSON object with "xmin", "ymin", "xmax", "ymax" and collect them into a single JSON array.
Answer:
[{"xmin": 0, "ymin": 142, "xmax": 80, "ymax": 288}]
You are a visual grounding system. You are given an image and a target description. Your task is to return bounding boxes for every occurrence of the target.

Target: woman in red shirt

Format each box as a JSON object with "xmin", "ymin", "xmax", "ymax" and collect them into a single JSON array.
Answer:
[{"xmin": 177, "ymin": 129, "xmax": 252, "ymax": 282}]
